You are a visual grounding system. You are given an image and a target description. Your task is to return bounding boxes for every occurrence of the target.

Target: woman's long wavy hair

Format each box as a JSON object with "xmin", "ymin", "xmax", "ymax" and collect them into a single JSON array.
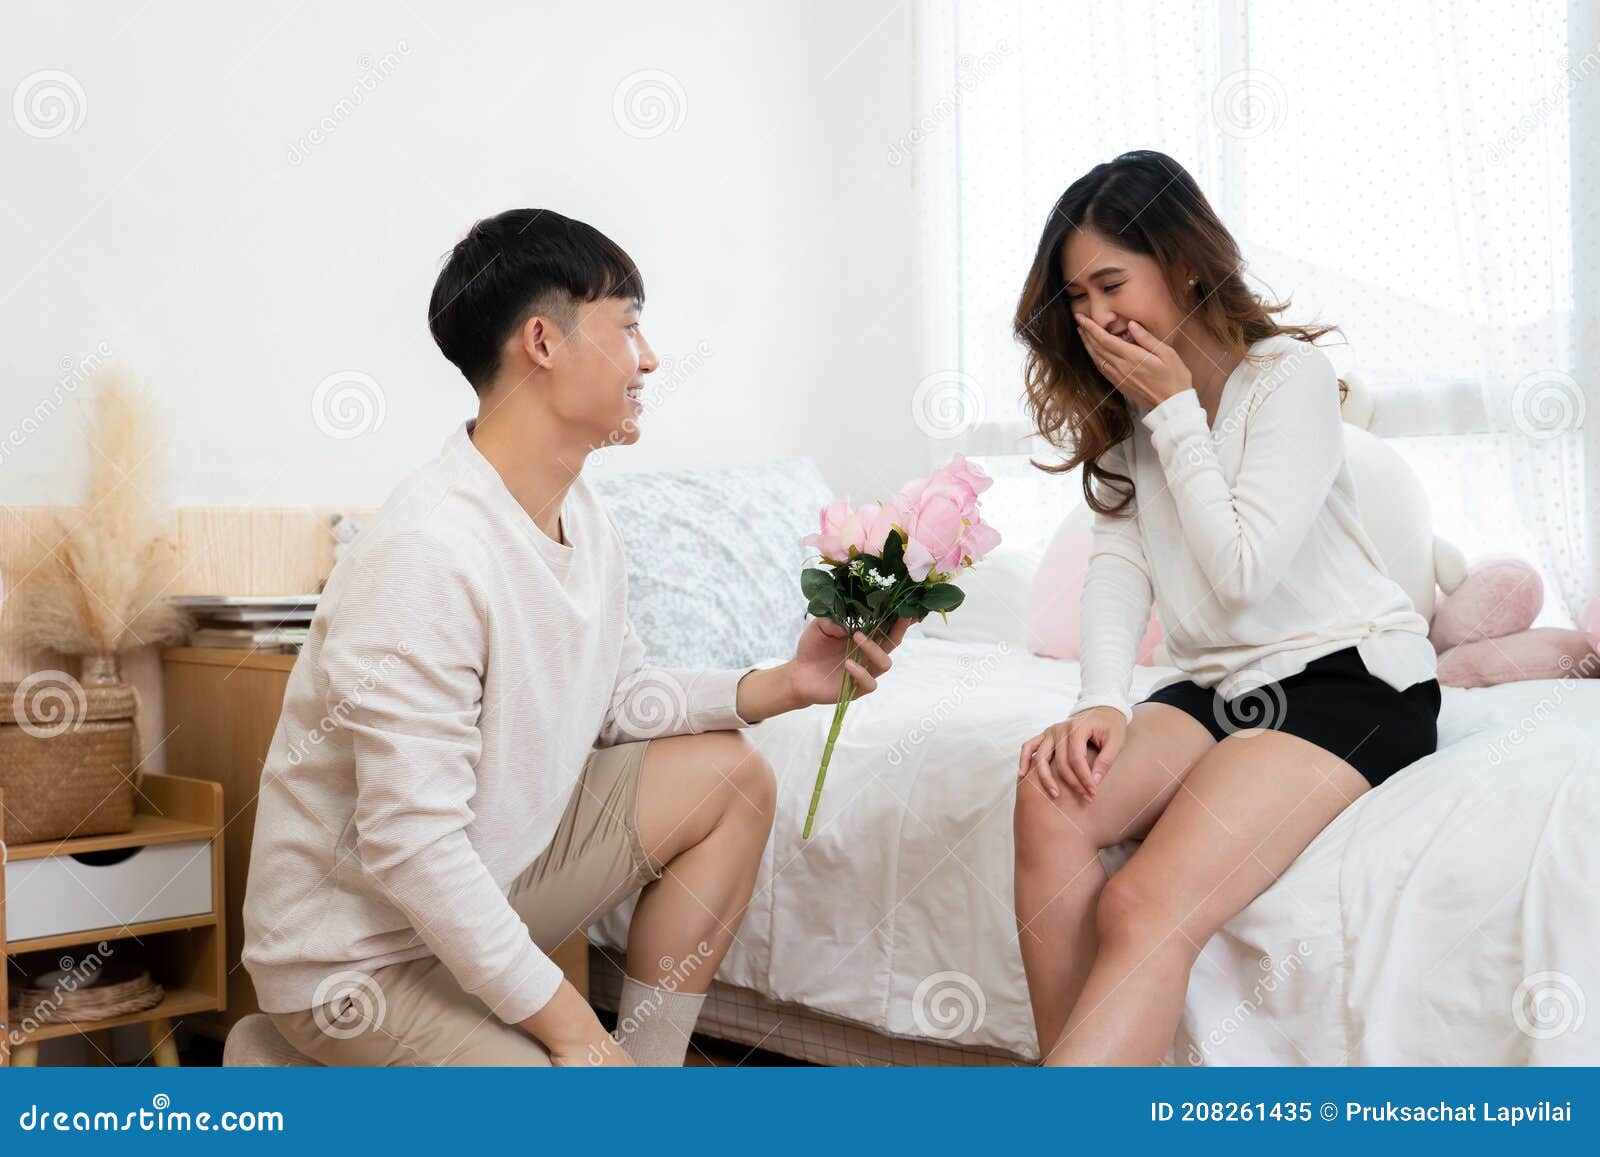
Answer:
[{"xmin": 1014, "ymin": 150, "xmax": 1342, "ymax": 516}]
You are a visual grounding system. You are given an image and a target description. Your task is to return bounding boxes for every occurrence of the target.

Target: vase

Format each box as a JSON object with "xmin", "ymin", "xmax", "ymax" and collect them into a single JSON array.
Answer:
[{"xmin": 81, "ymin": 652, "xmax": 121, "ymax": 686}]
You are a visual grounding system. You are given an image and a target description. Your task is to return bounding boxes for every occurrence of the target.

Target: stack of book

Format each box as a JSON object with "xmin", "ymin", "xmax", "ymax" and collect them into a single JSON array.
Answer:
[{"xmin": 172, "ymin": 595, "xmax": 319, "ymax": 653}]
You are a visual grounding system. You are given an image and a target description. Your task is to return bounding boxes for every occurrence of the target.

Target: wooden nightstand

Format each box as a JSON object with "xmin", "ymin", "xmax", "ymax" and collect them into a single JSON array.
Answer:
[{"xmin": 0, "ymin": 774, "xmax": 226, "ymax": 1066}]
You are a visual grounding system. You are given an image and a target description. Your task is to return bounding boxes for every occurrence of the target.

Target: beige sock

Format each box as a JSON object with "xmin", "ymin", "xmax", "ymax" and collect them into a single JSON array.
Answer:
[{"xmin": 612, "ymin": 976, "xmax": 707, "ymax": 1066}]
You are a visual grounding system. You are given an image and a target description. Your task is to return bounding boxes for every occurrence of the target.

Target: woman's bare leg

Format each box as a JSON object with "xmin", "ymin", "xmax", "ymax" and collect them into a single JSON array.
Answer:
[
  {"xmin": 1042, "ymin": 728, "xmax": 1370, "ymax": 1065},
  {"xmin": 1013, "ymin": 702, "xmax": 1216, "ymax": 1057}
]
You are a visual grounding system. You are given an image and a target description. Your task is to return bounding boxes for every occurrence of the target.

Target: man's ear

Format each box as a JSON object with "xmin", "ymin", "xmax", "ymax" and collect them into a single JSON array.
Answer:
[{"xmin": 519, "ymin": 313, "xmax": 560, "ymax": 370}]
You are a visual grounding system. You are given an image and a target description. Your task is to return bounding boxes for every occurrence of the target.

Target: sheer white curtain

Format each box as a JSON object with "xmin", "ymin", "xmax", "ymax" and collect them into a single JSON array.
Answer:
[{"xmin": 914, "ymin": 0, "xmax": 1599, "ymax": 623}]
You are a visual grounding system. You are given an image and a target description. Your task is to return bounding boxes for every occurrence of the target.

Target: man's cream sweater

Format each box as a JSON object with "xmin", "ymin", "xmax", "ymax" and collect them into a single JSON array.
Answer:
[{"xmin": 242, "ymin": 421, "xmax": 753, "ymax": 1024}]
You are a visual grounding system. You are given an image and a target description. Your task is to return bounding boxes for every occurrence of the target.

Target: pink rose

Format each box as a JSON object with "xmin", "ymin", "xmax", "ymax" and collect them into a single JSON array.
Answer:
[
  {"xmin": 855, "ymin": 501, "xmax": 896, "ymax": 555},
  {"xmin": 904, "ymin": 487, "xmax": 969, "ymax": 576},
  {"xmin": 795, "ymin": 459, "xmax": 1001, "ymax": 842},
  {"xmin": 933, "ymin": 454, "xmax": 994, "ymax": 505},
  {"xmin": 893, "ymin": 464, "xmax": 1002, "ymax": 578},
  {"xmin": 862, "ymin": 493, "xmax": 935, "ymax": 580},
  {"xmin": 959, "ymin": 516, "xmax": 1002, "ymax": 568},
  {"xmin": 805, "ymin": 459, "xmax": 1002, "ymax": 580},
  {"xmin": 804, "ymin": 498, "xmax": 869, "ymax": 563},
  {"xmin": 901, "ymin": 535, "xmax": 936, "ymax": 582}
]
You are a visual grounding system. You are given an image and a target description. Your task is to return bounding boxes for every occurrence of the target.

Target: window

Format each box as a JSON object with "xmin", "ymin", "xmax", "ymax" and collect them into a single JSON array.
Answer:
[{"xmin": 916, "ymin": 0, "xmax": 1596, "ymax": 620}]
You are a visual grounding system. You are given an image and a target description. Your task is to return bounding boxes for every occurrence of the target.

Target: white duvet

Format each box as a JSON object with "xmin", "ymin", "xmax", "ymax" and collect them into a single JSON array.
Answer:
[{"xmin": 594, "ymin": 637, "xmax": 1600, "ymax": 1064}]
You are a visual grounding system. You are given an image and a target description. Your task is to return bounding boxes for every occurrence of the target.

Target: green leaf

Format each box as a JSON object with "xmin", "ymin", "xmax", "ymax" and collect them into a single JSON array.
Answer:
[
  {"xmin": 806, "ymin": 596, "xmax": 837, "ymax": 620},
  {"xmin": 920, "ymin": 583, "xmax": 965, "ymax": 613},
  {"xmin": 801, "ymin": 568, "xmax": 834, "ymax": 601},
  {"xmin": 880, "ymin": 529, "xmax": 906, "ymax": 576}
]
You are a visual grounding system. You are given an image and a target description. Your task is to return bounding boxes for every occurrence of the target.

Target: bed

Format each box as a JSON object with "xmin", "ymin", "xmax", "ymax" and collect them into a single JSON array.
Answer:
[
  {"xmin": 588, "ymin": 450, "xmax": 1600, "ymax": 1067},
  {"xmin": 591, "ymin": 636, "xmax": 1600, "ymax": 1065}
]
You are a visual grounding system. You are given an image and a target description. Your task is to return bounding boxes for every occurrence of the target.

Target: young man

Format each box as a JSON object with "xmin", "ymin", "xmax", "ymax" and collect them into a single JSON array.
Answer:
[{"xmin": 241, "ymin": 209, "xmax": 909, "ymax": 1066}]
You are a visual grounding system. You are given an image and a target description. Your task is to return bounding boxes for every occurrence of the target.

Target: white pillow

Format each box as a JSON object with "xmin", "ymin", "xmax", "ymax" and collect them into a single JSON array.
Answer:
[
  {"xmin": 1342, "ymin": 425, "xmax": 1440, "ymax": 622},
  {"xmin": 913, "ymin": 544, "xmax": 1040, "ymax": 647},
  {"xmin": 593, "ymin": 458, "xmax": 833, "ymax": 667}
]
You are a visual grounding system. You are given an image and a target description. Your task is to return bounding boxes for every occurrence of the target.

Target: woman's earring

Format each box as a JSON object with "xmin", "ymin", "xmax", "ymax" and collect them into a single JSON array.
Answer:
[{"xmin": 1188, "ymin": 277, "xmax": 1198, "ymax": 286}]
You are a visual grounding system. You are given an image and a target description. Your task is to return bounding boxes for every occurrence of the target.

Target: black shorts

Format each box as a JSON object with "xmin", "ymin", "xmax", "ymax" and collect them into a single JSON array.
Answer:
[{"xmin": 1137, "ymin": 644, "xmax": 1442, "ymax": 789}]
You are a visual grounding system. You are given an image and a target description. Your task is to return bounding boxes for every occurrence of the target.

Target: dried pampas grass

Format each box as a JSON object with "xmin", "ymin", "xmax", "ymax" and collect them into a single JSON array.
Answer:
[{"xmin": 4, "ymin": 367, "xmax": 190, "ymax": 663}]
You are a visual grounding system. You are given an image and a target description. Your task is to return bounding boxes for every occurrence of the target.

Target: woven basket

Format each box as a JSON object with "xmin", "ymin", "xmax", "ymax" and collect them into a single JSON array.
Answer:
[
  {"xmin": 9, "ymin": 961, "xmax": 165, "ymax": 1027},
  {"xmin": 0, "ymin": 676, "xmax": 141, "ymax": 845}
]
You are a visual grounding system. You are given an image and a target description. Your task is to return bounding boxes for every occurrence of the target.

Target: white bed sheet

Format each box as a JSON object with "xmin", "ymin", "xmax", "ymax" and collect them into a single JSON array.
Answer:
[{"xmin": 593, "ymin": 637, "xmax": 1600, "ymax": 1064}]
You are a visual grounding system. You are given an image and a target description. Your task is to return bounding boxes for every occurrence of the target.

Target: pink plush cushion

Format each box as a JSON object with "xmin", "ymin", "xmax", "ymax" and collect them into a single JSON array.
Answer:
[
  {"xmin": 1582, "ymin": 597, "xmax": 1600, "ymax": 648},
  {"xmin": 1428, "ymin": 553, "xmax": 1542, "ymax": 651},
  {"xmin": 1025, "ymin": 516, "xmax": 1163, "ymax": 663},
  {"xmin": 1435, "ymin": 627, "xmax": 1598, "ymax": 688}
]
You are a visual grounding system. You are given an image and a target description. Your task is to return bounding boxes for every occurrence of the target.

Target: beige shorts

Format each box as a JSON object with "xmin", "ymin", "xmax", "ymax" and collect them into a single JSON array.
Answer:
[{"xmin": 268, "ymin": 739, "xmax": 660, "ymax": 1066}]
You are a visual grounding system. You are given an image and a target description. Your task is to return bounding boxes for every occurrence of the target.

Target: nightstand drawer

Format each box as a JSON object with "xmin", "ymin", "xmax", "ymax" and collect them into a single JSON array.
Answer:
[{"xmin": 4, "ymin": 839, "xmax": 214, "ymax": 943}]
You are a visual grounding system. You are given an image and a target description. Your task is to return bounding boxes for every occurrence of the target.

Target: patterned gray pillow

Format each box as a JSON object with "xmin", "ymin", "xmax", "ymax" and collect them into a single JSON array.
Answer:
[{"xmin": 592, "ymin": 458, "xmax": 834, "ymax": 668}]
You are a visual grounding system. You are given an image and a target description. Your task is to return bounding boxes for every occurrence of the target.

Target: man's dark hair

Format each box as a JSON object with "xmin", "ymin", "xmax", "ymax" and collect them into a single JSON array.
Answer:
[{"xmin": 428, "ymin": 209, "xmax": 644, "ymax": 391}]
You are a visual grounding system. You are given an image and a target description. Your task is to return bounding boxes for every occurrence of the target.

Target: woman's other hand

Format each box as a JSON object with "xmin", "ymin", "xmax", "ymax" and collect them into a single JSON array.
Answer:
[{"xmin": 1017, "ymin": 707, "xmax": 1127, "ymax": 802}]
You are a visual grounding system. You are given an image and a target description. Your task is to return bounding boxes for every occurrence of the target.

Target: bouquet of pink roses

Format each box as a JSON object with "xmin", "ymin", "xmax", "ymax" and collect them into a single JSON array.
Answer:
[{"xmin": 799, "ymin": 455, "xmax": 1001, "ymax": 838}]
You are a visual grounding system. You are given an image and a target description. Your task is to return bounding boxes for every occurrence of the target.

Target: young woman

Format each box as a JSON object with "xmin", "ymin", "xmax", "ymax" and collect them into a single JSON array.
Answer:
[{"xmin": 1010, "ymin": 151, "xmax": 1443, "ymax": 1066}]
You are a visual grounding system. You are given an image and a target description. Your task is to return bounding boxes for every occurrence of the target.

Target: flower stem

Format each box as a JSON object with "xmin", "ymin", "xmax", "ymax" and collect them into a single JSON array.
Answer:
[{"xmin": 802, "ymin": 637, "xmax": 860, "ymax": 839}]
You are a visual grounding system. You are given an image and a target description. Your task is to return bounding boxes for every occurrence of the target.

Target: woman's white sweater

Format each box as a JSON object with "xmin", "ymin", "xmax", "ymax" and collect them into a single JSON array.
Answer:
[{"xmin": 1071, "ymin": 334, "xmax": 1437, "ymax": 722}]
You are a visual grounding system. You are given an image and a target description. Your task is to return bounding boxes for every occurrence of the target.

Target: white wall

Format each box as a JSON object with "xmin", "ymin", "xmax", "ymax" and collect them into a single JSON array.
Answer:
[{"xmin": 1, "ymin": 0, "xmax": 927, "ymax": 510}]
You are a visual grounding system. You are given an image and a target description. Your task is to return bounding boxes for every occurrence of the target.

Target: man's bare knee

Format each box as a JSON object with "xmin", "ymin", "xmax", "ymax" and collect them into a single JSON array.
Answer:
[
  {"xmin": 657, "ymin": 733, "xmax": 774, "ymax": 877},
  {"xmin": 711, "ymin": 732, "xmax": 776, "ymax": 828},
  {"xmin": 652, "ymin": 730, "xmax": 775, "ymax": 834}
]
